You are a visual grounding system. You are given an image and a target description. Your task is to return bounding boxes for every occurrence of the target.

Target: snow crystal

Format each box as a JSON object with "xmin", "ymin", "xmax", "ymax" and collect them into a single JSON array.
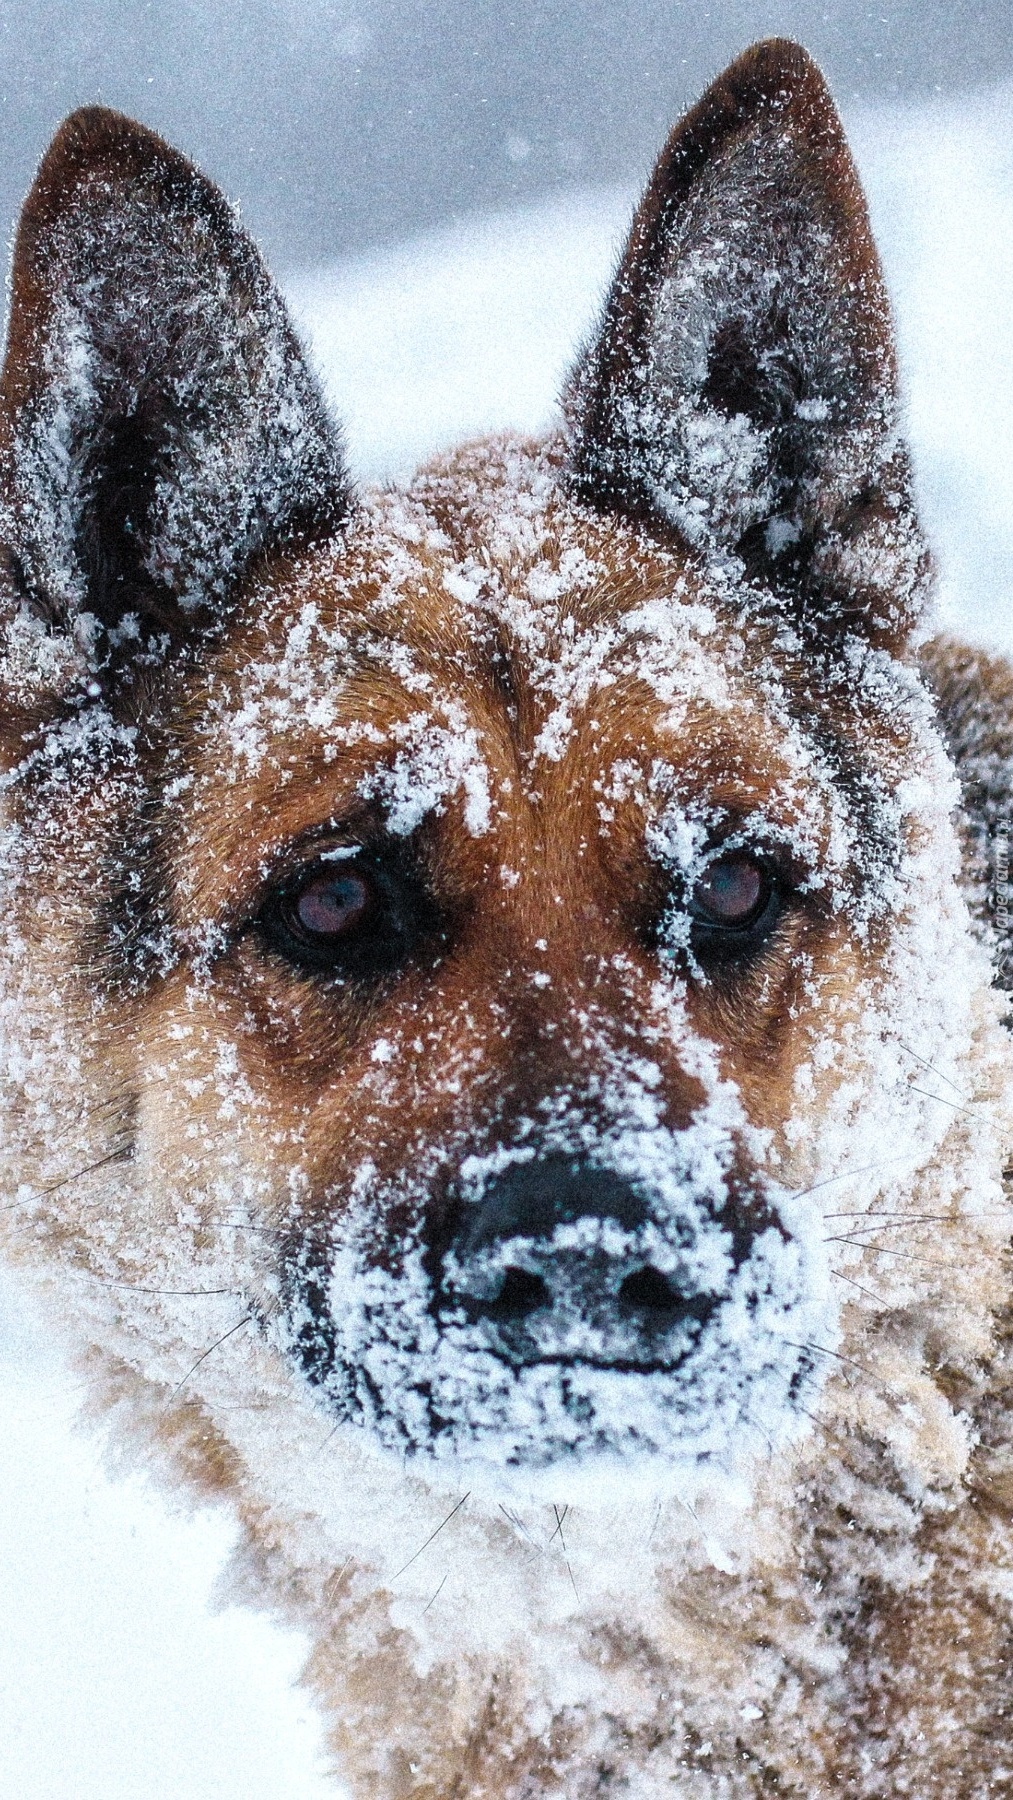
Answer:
[{"xmin": 358, "ymin": 706, "xmax": 492, "ymax": 838}]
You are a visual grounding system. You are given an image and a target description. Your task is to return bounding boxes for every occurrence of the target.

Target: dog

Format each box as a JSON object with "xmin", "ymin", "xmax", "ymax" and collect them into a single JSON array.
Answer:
[{"xmin": 2, "ymin": 36, "xmax": 1013, "ymax": 1798}]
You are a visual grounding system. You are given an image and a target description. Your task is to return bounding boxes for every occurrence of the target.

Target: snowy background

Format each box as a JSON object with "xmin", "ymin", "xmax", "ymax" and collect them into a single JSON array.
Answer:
[{"xmin": 2, "ymin": 64, "xmax": 1013, "ymax": 1800}]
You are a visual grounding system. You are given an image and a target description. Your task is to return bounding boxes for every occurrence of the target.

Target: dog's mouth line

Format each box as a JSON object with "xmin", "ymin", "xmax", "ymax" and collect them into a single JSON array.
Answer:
[{"xmin": 445, "ymin": 1347, "xmax": 702, "ymax": 1378}]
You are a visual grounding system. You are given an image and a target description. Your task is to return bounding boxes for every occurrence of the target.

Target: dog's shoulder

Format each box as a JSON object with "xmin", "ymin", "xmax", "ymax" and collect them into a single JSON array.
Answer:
[{"xmin": 921, "ymin": 633, "xmax": 1013, "ymax": 976}]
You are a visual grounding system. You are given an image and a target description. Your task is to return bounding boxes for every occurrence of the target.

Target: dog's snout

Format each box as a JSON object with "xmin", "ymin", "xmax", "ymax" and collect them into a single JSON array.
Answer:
[
  {"xmin": 437, "ymin": 1155, "xmax": 718, "ymax": 1364},
  {"xmin": 455, "ymin": 1155, "xmax": 650, "ymax": 1256}
]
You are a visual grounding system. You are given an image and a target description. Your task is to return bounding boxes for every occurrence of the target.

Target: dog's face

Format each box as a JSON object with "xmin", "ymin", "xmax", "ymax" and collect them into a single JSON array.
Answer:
[{"xmin": 0, "ymin": 49, "xmax": 964, "ymax": 1484}]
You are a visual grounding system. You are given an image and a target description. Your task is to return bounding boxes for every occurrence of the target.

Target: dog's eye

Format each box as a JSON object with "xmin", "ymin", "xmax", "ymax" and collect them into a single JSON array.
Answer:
[
  {"xmin": 692, "ymin": 854, "xmax": 767, "ymax": 927},
  {"xmin": 689, "ymin": 852, "xmax": 781, "ymax": 965},
  {"xmin": 256, "ymin": 848, "xmax": 437, "ymax": 978}
]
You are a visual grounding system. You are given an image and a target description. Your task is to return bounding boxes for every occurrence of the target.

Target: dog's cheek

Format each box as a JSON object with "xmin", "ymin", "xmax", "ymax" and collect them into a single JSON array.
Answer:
[
  {"xmin": 685, "ymin": 912, "xmax": 870, "ymax": 1155},
  {"xmin": 213, "ymin": 955, "xmax": 470, "ymax": 1118},
  {"xmin": 214, "ymin": 943, "xmax": 379, "ymax": 1080},
  {"xmin": 279, "ymin": 1023, "xmax": 498, "ymax": 1249},
  {"xmin": 127, "ymin": 970, "xmax": 311, "ymax": 1214},
  {"xmin": 771, "ymin": 931, "xmax": 895, "ymax": 1185},
  {"xmin": 163, "ymin": 956, "xmax": 499, "ymax": 1249}
]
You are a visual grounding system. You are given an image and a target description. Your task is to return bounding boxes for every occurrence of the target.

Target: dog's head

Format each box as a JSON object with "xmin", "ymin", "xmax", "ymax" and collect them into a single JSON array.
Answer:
[{"xmin": 0, "ymin": 43, "xmax": 975, "ymax": 1487}]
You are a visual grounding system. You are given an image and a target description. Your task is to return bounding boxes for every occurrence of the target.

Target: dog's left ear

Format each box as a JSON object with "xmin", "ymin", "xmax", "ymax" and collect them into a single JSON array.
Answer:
[
  {"xmin": 566, "ymin": 40, "xmax": 928, "ymax": 647},
  {"xmin": 0, "ymin": 106, "xmax": 349, "ymax": 702}
]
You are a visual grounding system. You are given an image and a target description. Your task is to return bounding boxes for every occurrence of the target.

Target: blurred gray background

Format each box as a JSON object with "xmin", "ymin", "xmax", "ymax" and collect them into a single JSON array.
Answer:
[{"xmin": 0, "ymin": 0, "xmax": 1010, "ymax": 273}]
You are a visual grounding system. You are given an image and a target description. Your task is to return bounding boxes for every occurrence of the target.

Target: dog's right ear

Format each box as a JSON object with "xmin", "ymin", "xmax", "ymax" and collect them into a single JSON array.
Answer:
[
  {"xmin": 0, "ymin": 107, "xmax": 349, "ymax": 717},
  {"xmin": 566, "ymin": 40, "xmax": 928, "ymax": 650}
]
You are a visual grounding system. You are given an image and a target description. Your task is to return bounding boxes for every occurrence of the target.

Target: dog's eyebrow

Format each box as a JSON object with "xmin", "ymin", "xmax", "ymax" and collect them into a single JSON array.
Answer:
[{"xmin": 796, "ymin": 711, "xmax": 887, "ymax": 821}]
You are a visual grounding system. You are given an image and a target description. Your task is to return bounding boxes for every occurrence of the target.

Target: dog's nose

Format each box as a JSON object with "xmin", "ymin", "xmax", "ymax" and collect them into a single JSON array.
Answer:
[
  {"xmin": 438, "ymin": 1155, "xmax": 717, "ymax": 1360},
  {"xmin": 456, "ymin": 1156, "xmax": 650, "ymax": 1255}
]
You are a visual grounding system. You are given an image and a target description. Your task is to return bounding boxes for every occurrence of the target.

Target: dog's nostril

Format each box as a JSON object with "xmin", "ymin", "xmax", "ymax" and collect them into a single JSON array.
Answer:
[
  {"xmin": 485, "ymin": 1266, "xmax": 552, "ymax": 1320},
  {"xmin": 618, "ymin": 1265, "xmax": 683, "ymax": 1314}
]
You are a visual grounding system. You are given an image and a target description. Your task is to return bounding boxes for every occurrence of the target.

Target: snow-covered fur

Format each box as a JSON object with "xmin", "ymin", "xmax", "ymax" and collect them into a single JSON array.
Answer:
[{"xmin": 2, "ymin": 40, "xmax": 1013, "ymax": 1800}]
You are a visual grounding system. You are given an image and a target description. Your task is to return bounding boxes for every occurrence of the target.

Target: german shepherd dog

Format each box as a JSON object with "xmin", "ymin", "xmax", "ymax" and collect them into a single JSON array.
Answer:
[{"xmin": 2, "ymin": 38, "xmax": 1013, "ymax": 1799}]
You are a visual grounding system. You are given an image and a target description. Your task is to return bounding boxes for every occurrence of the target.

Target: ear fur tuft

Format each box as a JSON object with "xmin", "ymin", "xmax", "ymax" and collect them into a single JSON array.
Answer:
[
  {"xmin": 565, "ymin": 39, "xmax": 929, "ymax": 646},
  {"xmin": 0, "ymin": 106, "xmax": 350, "ymax": 700}
]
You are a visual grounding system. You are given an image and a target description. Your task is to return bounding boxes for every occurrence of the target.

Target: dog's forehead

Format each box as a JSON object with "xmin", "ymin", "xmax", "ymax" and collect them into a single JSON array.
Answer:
[
  {"xmin": 174, "ymin": 442, "xmax": 914, "ymax": 906},
  {"xmin": 200, "ymin": 444, "xmax": 796, "ymax": 766}
]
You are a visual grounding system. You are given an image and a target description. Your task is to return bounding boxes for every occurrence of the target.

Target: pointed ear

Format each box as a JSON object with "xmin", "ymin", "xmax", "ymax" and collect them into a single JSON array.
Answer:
[
  {"xmin": 0, "ymin": 107, "xmax": 349, "ymax": 701},
  {"xmin": 565, "ymin": 40, "xmax": 928, "ymax": 646}
]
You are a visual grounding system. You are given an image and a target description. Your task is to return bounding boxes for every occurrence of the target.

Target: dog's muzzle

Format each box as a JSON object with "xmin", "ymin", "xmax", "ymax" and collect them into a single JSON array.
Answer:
[
  {"xmin": 282, "ymin": 1131, "xmax": 827, "ymax": 1468},
  {"xmin": 433, "ymin": 1154, "xmax": 723, "ymax": 1369}
]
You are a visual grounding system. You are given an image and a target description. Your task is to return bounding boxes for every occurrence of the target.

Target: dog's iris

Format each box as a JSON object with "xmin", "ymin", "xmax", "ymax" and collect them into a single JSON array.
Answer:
[
  {"xmin": 295, "ymin": 871, "xmax": 373, "ymax": 938},
  {"xmin": 692, "ymin": 854, "xmax": 766, "ymax": 927}
]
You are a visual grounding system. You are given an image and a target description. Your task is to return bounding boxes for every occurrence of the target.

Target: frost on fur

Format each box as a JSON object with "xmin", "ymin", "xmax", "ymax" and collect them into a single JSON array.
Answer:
[
  {"xmin": 0, "ymin": 105, "xmax": 349, "ymax": 710},
  {"xmin": 567, "ymin": 39, "xmax": 930, "ymax": 645}
]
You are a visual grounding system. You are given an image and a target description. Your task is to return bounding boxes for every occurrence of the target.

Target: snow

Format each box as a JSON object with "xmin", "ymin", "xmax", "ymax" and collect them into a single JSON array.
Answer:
[
  {"xmin": 2, "ymin": 75, "xmax": 1013, "ymax": 1799},
  {"xmin": 0, "ymin": 1268, "xmax": 334, "ymax": 1800},
  {"xmin": 286, "ymin": 190, "xmax": 626, "ymax": 489},
  {"xmin": 854, "ymin": 84, "xmax": 1013, "ymax": 654}
]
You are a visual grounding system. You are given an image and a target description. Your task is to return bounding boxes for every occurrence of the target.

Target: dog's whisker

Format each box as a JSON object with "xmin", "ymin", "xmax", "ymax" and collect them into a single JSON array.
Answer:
[
  {"xmin": 421, "ymin": 1573, "xmax": 448, "ymax": 1615},
  {"xmin": 750, "ymin": 1418, "xmax": 777, "ymax": 1457},
  {"xmin": 793, "ymin": 1404, "xmax": 827, "ymax": 1430},
  {"xmin": 821, "ymin": 1207, "xmax": 1008, "ymax": 1220},
  {"xmin": 830, "ymin": 1269, "xmax": 890, "ymax": 1307},
  {"xmin": 2, "ymin": 1146, "xmax": 133, "ymax": 1211},
  {"xmin": 166, "ymin": 1314, "xmax": 254, "ymax": 1403},
  {"xmin": 787, "ymin": 1154, "xmax": 915, "ymax": 1203},
  {"xmin": 77, "ymin": 1278, "xmax": 239, "ymax": 1297},
  {"xmin": 203, "ymin": 1221, "xmax": 288, "ymax": 1237},
  {"xmin": 825, "ymin": 1215, "xmax": 965, "ymax": 1238},
  {"xmin": 906, "ymin": 1083, "xmax": 980, "ymax": 1114},
  {"xmin": 312, "ymin": 1422, "xmax": 344, "ymax": 1459},
  {"xmin": 389, "ymin": 1493, "xmax": 470, "ymax": 1584},
  {"xmin": 787, "ymin": 1340, "xmax": 902, "ymax": 1403},
  {"xmin": 499, "ymin": 1504, "xmax": 541, "ymax": 1551},
  {"xmin": 550, "ymin": 1505, "xmax": 579, "ymax": 1602},
  {"xmin": 322, "ymin": 1560, "xmax": 354, "ymax": 1603},
  {"xmin": 897, "ymin": 1040, "xmax": 972, "ymax": 1102},
  {"xmin": 822, "ymin": 1239, "xmax": 960, "ymax": 1269}
]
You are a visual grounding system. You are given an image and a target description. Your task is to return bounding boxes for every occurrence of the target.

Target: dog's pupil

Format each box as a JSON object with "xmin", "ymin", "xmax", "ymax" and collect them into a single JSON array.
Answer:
[
  {"xmin": 296, "ymin": 872, "xmax": 372, "ymax": 937},
  {"xmin": 694, "ymin": 855, "xmax": 763, "ymax": 924}
]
